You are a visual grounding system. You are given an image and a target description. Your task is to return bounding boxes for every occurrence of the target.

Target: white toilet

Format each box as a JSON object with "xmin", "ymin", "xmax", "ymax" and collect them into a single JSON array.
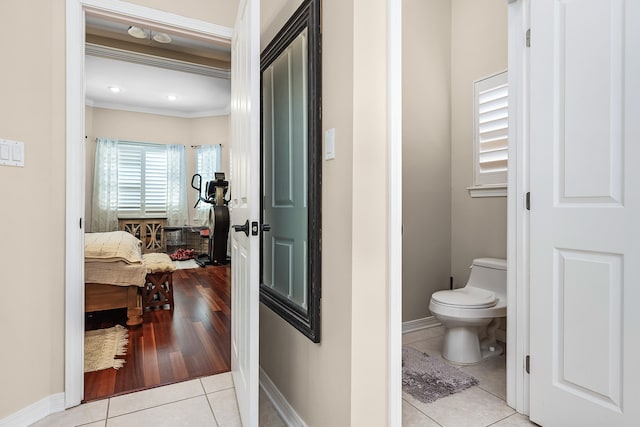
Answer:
[{"xmin": 429, "ymin": 258, "xmax": 507, "ymax": 365}]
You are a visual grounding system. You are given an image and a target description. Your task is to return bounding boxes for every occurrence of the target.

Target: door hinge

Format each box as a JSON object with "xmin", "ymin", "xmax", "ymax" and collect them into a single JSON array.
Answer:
[
  {"xmin": 79, "ymin": 217, "xmax": 83, "ymax": 229},
  {"xmin": 525, "ymin": 192, "xmax": 531, "ymax": 210},
  {"xmin": 525, "ymin": 355, "xmax": 530, "ymax": 374},
  {"xmin": 526, "ymin": 29, "xmax": 531, "ymax": 47}
]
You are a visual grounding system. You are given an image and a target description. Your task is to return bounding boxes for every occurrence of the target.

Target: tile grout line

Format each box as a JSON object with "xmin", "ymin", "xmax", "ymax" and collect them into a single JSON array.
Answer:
[
  {"xmin": 475, "ymin": 383, "xmax": 509, "ymax": 403},
  {"xmin": 104, "ymin": 378, "xmax": 211, "ymax": 420},
  {"xmin": 105, "ymin": 394, "xmax": 207, "ymax": 421},
  {"xmin": 202, "ymin": 381, "xmax": 223, "ymax": 427},
  {"xmin": 485, "ymin": 412, "xmax": 518, "ymax": 426},
  {"xmin": 104, "ymin": 398, "xmax": 111, "ymax": 425},
  {"xmin": 402, "ymin": 397, "xmax": 444, "ymax": 427}
]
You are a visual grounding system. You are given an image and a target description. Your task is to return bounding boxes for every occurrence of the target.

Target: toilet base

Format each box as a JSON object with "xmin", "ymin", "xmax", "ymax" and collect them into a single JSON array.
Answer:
[
  {"xmin": 441, "ymin": 321, "xmax": 504, "ymax": 365},
  {"xmin": 442, "ymin": 326, "xmax": 483, "ymax": 364}
]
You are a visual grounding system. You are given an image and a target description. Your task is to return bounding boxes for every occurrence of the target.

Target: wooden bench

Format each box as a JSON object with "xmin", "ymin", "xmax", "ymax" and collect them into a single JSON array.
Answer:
[{"xmin": 142, "ymin": 253, "xmax": 176, "ymax": 310}]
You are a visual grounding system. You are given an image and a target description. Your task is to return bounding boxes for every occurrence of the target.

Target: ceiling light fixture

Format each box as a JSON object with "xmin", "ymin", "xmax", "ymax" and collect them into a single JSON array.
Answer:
[
  {"xmin": 152, "ymin": 32, "xmax": 172, "ymax": 44},
  {"xmin": 108, "ymin": 86, "xmax": 121, "ymax": 93},
  {"xmin": 127, "ymin": 26, "xmax": 147, "ymax": 39},
  {"xmin": 127, "ymin": 25, "xmax": 172, "ymax": 44},
  {"xmin": 167, "ymin": 95, "xmax": 177, "ymax": 101}
]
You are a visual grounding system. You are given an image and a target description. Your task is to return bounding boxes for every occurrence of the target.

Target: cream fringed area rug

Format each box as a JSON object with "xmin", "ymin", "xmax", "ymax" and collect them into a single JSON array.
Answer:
[
  {"xmin": 84, "ymin": 325, "xmax": 129, "ymax": 372},
  {"xmin": 402, "ymin": 346, "xmax": 479, "ymax": 403}
]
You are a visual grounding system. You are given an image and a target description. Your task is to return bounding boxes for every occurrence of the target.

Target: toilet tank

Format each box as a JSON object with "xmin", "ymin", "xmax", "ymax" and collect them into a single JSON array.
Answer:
[{"xmin": 466, "ymin": 258, "xmax": 507, "ymax": 296}]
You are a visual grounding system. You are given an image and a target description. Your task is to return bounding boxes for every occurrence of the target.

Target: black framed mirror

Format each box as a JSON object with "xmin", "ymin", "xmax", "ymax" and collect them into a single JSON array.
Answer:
[{"xmin": 260, "ymin": 0, "xmax": 321, "ymax": 343}]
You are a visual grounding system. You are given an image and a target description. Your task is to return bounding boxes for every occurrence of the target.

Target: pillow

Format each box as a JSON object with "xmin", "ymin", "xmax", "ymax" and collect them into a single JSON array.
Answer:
[{"xmin": 85, "ymin": 231, "xmax": 143, "ymax": 264}]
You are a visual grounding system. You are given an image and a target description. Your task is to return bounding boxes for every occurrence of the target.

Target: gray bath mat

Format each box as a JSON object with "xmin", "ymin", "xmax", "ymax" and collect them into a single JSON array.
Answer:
[{"xmin": 402, "ymin": 346, "xmax": 479, "ymax": 404}]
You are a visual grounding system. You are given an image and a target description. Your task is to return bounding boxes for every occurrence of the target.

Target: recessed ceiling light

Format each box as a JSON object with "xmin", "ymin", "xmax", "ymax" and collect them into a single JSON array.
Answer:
[
  {"xmin": 108, "ymin": 86, "xmax": 121, "ymax": 93},
  {"xmin": 167, "ymin": 95, "xmax": 177, "ymax": 101},
  {"xmin": 127, "ymin": 26, "xmax": 147, "ymax": 39},
  {"xmin": 152, "ymin": 32, "xmax": 172, "ymax": 44}
]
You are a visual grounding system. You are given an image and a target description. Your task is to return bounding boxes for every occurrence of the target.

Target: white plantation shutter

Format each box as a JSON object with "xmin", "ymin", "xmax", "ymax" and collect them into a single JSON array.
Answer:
[
  {"xmin": 143, "ymin": 148, "xmax": 168, "ymax": 215},
  {"xmin": 474, "ymin": 71, "xmax": 508, "ymax": 186},
  {"xmin": 117, "ymin": 142, "xmax": 169, "ymax": 217},
  {"xmin": 117, "ymin": 144, "xmax": 143, "ymax": 214}
]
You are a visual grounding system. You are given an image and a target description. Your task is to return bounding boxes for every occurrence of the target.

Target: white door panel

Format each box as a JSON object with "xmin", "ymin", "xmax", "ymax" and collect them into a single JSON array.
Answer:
[
  {"xmin": 262, "ymin": 30, "xmax": 309, "ymax": 309},
  {"xmin": 529, "ymin": 0, "xmax": 640, "ymax": 425},
  {"xmin": 230, "ymin": 0, "xmax": 260, "ymax": 424}
]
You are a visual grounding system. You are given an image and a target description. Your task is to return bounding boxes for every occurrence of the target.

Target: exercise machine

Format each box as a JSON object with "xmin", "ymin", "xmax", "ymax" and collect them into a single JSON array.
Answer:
[{"xmin": 191, "ymin": 172, "xmax": 230, "ymax": 266}]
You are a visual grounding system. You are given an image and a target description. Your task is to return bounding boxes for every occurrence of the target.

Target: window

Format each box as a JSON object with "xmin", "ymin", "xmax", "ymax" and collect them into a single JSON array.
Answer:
[
  {"xmin": 471, "ymin": 71, "xmax": 508, "ymax": 196},
  {"xmin": 91, "ymin": 138, "xmax": 188, "ymax": 232},
  {"xmin": 117, "ymin": 142, "xmax": 169, "ymax": 217}
]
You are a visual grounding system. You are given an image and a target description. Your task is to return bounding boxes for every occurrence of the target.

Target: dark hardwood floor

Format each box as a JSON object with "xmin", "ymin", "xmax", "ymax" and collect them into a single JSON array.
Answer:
[{"xmin": 84, "ymin": 264, "xmax": 231, "ymax": 402}]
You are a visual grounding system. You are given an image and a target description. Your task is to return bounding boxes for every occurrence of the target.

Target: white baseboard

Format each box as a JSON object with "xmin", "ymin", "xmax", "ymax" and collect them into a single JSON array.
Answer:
[
  {"xmin": 0, "ymin": 393, "xmax": 65, "ymax": 427},
  {"xmin": 260, "ymin": 367, "xmax": 308, "ymax": 427},
  {"xmin": 402, "ymin": 316, "xmax": 441, "ymax": 334}
]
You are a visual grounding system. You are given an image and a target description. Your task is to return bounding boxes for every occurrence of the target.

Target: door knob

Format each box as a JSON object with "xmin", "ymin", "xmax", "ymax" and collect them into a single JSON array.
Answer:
[{"xmin": 232, "ymin": 220, "xmax": 250, "ymax": 236}]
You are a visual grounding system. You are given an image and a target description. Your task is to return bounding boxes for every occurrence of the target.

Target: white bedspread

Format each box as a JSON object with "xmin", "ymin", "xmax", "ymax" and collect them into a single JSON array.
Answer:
[{"xmin": 85, "ymin": 231, "xmax": 146, "ymax": 287}]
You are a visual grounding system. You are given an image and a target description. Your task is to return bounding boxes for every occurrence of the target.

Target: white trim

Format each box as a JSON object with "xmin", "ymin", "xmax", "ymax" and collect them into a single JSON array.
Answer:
[
  {"xmin": 86, "ymin": 43, "xmax": 231, "ymax": 79},
  {"xmin": 79, "ymin": 0, "xmax": 232, "ymax": 41},
  {"xmin": 402, "ymin": 316, "xmax": 441, "ymax": 334},
  {"xmin": 507, "ymin": 0, "xmax": 530, "ymax": 415},
  {"xmin": 65, "ymin": 0, "xmax": 86, "ymax": 409},
  {"xmin": 467, "ymin": 185, "xmax": 508, "ymax": 198},
  {"xmin": 85, "ymin": 100, "xmax": 230, "ymax": 118},
  {"xmin": 65, "ymin": 0, "xmax": 233, "ymax": 409},
  {"xmin": 387, "ymin": 0, "xmax": 403, "ymax": 426},
  {"xmin": 0, "ymin": 393, "xmax": 65, "ymax": 427},
  {"xmin": 259, "ymin": 367, "xmax": 308, "ymax": 427}
]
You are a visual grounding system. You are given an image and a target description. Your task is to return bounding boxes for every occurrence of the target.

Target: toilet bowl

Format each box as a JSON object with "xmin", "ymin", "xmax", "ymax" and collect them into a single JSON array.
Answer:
[{"xmin": 429, "ymin": 258, "xmax": 507, "ymax": 365}]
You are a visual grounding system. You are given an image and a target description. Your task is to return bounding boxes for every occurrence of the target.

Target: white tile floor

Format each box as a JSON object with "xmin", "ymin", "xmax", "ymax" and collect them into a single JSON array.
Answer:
[
  {"xmin": 31, "ymin": 328, "xmax": 538, "ymax": 427},
  {"xmin": 29, "ymin": 372, "xmax": 285, "ymax": 427},
  {"xmin": 402, "ymin": 326, "xmax": 538, "ymax": 427}
]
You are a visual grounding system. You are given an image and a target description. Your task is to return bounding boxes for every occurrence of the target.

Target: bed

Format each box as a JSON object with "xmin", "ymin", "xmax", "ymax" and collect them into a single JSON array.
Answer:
[{"xmin": 85, "ymin": 231, "xmax": 148, "ymax": 326}]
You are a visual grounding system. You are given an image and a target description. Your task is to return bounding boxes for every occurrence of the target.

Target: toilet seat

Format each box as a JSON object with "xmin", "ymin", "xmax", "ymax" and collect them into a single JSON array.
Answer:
[{"xmin": 431, "ymin": 287, "xmax": 497, "ymax": 309}]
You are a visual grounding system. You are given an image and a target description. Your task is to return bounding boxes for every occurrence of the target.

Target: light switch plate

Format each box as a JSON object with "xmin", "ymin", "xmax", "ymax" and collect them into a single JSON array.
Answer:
[
  {"xmin": 0, "ymin": 139, "xmax": 25, "ymax": 167},
  {"xmin": 324, "ymin": 128, "xmax": 336, "ymax": 160},
  {"xmin": 0, "ymin": 144, "xmax": 9, "ymax": 160}
]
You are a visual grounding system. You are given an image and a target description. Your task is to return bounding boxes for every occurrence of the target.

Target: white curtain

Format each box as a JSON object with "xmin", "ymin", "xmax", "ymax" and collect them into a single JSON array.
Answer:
[
  {"xmin": 166, "ymin": 144, "xmax": 188, "ymax": 226},
  {"xmin": 91, "ymin": 138, "xmax": 119, "ymax": 232},
  {"xmin": 195, "ymin": 144, "xmax": 221, "ymax": 225},
  {"xmin": 92, "ymin": 139, "xmax": 188, "ymax": 231}
]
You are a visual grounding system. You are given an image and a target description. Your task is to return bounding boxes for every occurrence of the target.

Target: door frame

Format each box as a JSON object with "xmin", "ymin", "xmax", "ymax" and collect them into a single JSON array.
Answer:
[
  {"xmin": 387, "ymin": 0, "xmax": 403, "ymax": 425},
  {"xmin": 386, "ymin": 0, "xmax": 531, "ymax": 419},
  {"xmin": 64, "ymin": 0, "xmax": 233, "ymax": 407},
  {"xmin": 506, "ymin": 0, "xmax": 530, "ymax": 415}
]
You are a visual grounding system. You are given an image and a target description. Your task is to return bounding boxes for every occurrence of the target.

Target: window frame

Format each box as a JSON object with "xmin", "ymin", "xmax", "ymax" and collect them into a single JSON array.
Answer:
[
  {"xmin": 116, "ymin": 141, "xmax": 170, "ymax": 218},
  {"xmin": 469, "ymin": 70, "xmax": 509, "ymax": 198}
]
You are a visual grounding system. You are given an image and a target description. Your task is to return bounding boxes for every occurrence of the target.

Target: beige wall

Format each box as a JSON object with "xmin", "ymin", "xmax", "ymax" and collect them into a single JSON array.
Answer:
[
  {"xmin": 85, "ymin": 107, "xmax": 229, "ymax": 231},
  {"xmin": 258, "ymin": 0, "xmax": 356, "ymax": 425},
  {"xmin": 402, "ymin": 0, "xmax": 507, "ymax": 321},
  {"xmin": 450, "ymin": 0, "xmax": 508, "ymax": 286},
  {"xmin": 0, "ymin": 0, "xmax": 66, "ymax": 419},
  {"xmin": 127, "ymin": 0, "xmax": 239, "ymax": 28},
  {"xmin": 350, "ymin": 0, "xmax": 391, "ymax": 423},
  {"xmin": 0, "ymin": 0, "xmax": 237, "ymax": 420},
  {"xmin": 402, "ymin": 0, "xmax": 452, "ymax": 322}
]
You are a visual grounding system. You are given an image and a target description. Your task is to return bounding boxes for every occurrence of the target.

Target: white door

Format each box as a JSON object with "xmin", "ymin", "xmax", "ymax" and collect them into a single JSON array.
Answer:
[
  {"xmin": 529, "ymin": 0, "xmax": 640, "ymax": 425},
  {"xmin": 230, "ymin": 0, "xmax": 260, "ymax": 425}
]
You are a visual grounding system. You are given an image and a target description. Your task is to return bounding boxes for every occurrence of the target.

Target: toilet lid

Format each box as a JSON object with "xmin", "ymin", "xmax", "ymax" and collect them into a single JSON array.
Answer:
[{"xmin": 431, "ymin": 287, "xmax": 497, "ymax": 308}]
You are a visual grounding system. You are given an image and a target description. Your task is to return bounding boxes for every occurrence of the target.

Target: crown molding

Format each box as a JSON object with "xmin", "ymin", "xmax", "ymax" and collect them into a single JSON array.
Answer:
[
  {"xmin": 86, "ymin": 43, "xmax": 230, "ymax": 79},
  {"xmin": 86, "ymin": 100, "xmax": 230, "ymax": 118}
]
